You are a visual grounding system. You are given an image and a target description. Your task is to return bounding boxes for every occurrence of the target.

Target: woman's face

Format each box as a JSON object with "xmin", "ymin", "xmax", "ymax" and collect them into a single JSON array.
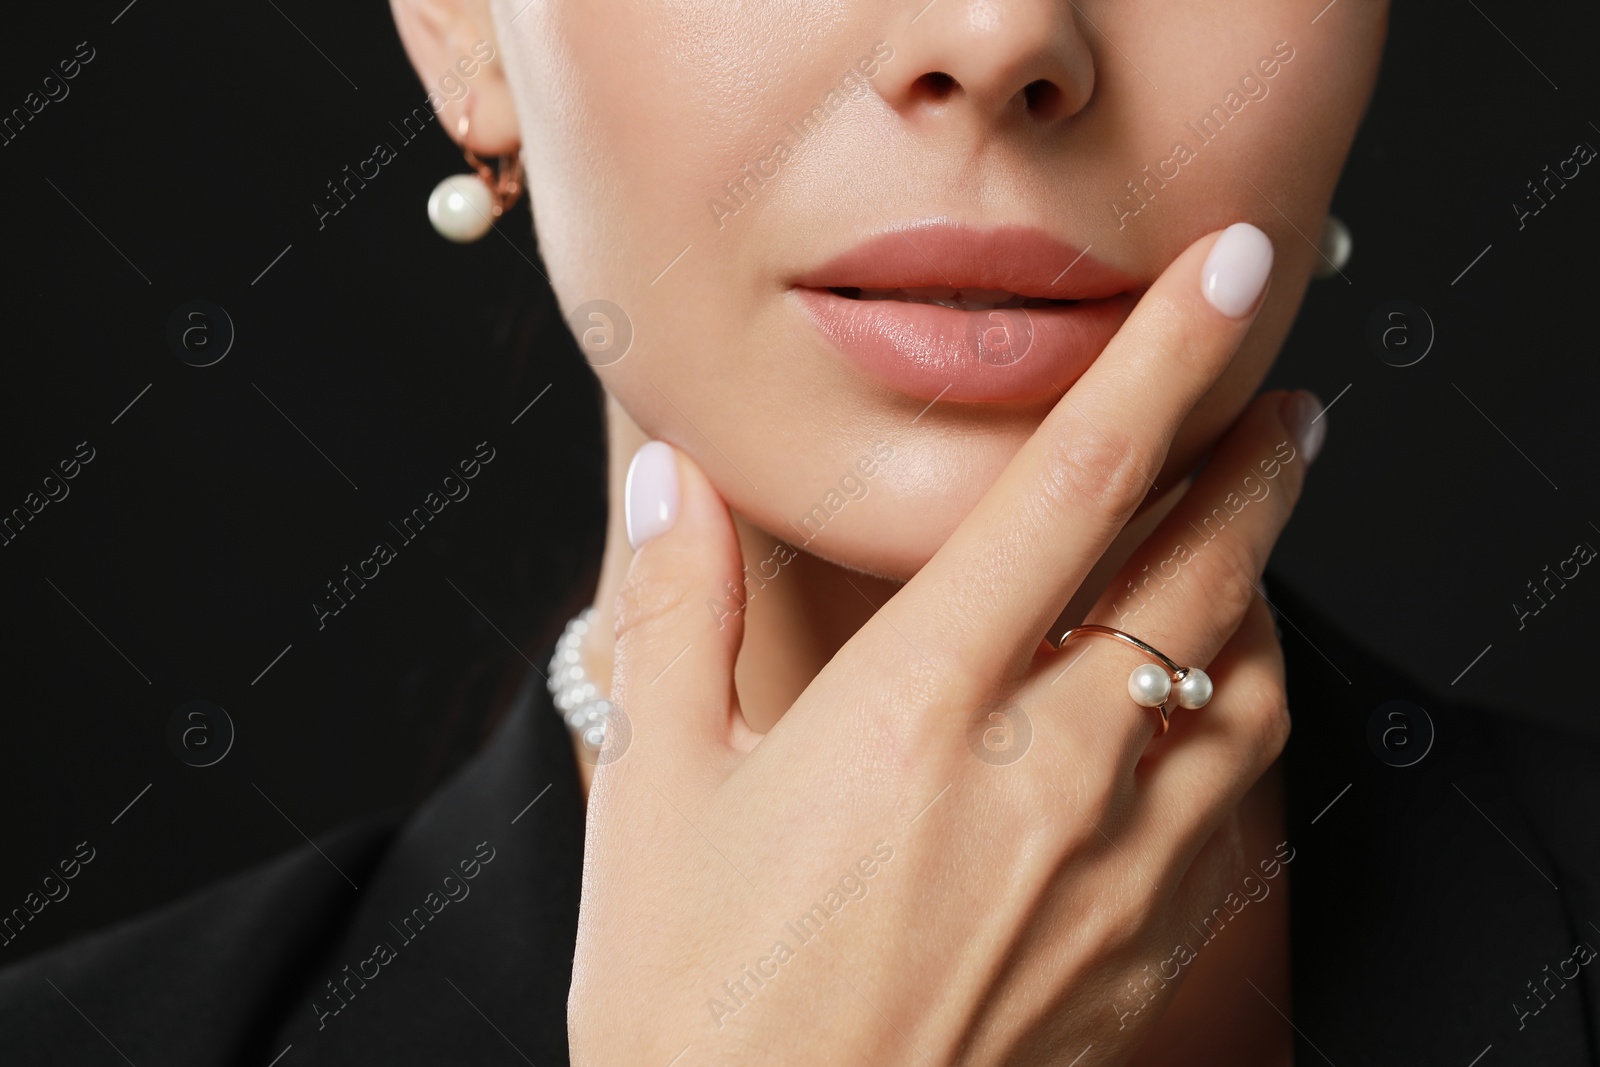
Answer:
[{"xmin": 491, "ymin": 0, "xmax": 1387, "ymax": 580}]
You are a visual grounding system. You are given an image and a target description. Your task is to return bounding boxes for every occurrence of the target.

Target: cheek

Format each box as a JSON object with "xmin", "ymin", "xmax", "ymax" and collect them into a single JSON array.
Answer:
[
  {"xmin": 499, "ymin": 0, "xmax": 865, "ymax": 467},
  {"xmin": 500, "ymin": 1, "xmax": 845, "ymax": 310},
  {"xmin": 1106, "ymin": 6, "xmax": 1384, "ymax": 246}
]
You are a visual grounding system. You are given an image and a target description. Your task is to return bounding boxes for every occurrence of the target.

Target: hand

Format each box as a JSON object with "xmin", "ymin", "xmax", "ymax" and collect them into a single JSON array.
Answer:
[{"xmin": 569, "ymin": 223, "xmax": 1319, "ymax": 1065}]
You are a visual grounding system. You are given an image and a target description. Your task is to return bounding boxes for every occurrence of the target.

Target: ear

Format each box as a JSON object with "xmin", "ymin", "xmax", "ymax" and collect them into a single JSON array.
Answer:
[{"xmin": 390, "ymin": 0, "xmax": 519, "ymax": 157}]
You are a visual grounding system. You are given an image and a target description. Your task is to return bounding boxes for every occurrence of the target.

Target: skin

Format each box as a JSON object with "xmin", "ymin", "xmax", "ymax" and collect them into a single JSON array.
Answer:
[{"xmin": 393, "ymin": 1, "xmax": 1389, "ymax": 1062}]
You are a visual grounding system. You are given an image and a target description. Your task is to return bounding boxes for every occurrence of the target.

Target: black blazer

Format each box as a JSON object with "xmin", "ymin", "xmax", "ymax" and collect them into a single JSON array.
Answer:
[{"xmin": 1, "ymin": 574, "xmax": 1596, "ymax": 1065}]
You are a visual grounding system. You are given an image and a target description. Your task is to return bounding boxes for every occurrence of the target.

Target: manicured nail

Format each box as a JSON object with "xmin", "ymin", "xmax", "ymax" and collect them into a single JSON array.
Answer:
[
  {"xmin": 625, "ymin": 440, "xmax": 679, "ymax": 549},
  {"xmin": 1201, "ymin": 222, "xmax": 1274, "ymax": 318},
  {"xmin": 1281, "ymin": 390, "xmax": 1327, "ymax": 465}
]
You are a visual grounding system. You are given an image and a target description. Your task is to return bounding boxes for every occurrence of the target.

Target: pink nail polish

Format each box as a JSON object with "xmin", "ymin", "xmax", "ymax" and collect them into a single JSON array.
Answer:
[
  {"xmin": 625, "ymin": 441, "xmax": 680, "ymax": 549},
  {"xmin": 1202, "ymin": 223, "xmax": 1275, "ymax": 318}
]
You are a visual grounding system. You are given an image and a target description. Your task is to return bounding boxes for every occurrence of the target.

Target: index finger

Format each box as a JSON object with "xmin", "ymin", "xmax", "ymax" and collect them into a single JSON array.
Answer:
[{"xmin": 866, "ymin": 223, "xmax": 1275, "ymax": 695}]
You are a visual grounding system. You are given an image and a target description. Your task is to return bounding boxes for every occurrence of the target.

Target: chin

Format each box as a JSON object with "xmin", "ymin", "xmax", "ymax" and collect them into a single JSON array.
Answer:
[
  {"xmin": 743, "ymin": 395, "xmax": 1244, "ymax": 587},
  {"xmin": 732, "ymin": 430, "xmax": 1023, "ymax": 584},
  {"xmin": 769, "ymin": 512, "xmax": 946, "ymax": 584}
]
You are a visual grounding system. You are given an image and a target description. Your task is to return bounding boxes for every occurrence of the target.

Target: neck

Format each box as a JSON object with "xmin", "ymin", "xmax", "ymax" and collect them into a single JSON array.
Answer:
[{"xmin": 571, "ymin": 390, "xmax": 1187, "ymax": 796}]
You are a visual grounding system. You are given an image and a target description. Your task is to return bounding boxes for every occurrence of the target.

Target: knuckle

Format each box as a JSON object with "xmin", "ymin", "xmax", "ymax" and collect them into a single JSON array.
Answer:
[
  {"xmin": 867, "ymin": 644, "xmax": 983, "ymax": 750},
  {"xmin": 1145, "ymin": 291, "xmax": 1230, "ymax": 377},
  {"xmin": 1240, "ymin": 414, "xmax": 1310, "ymax": 521},
  {"xmin": 612, "ymin": 563, "xmax": 697, "ymax": 649},
  {"xmin": 1264, "ymin": 418, "xmax": 1313, "ymax": 496},
  {"xmin": 1217, "ymin": 571, "xmax": 1260, "ymax": 632},
  {"xmin": 890, "ymin": 655, "xmax": 964, "ymax": 725},
  {"xmin": 917, "ymin": 597, "xmax": 1025, "ymax": 709},
  {"xmin": 1042, "ymin": 423, "xmax": 1151, "ymax": 528},
  {"xmin": 1159, "ymin": 538, "xmax": 1257, "ymax": 656},
  {"xmin": 1258, "ymin": 448, "xmax": 1309, "ymax": 528},
  {"xmin": 1088, "ymin": 900, "xmax": 1146, "ymax": 962},
  {"xmin": 900, "ymin": 637, "xmax": 991, "ymax": 713},
  {"xmin": 942, "ymin": 660, "xmax": 998, "ymax": 722},
  {"xmin": 1111, "ymin": 499, "xmax": 1281, "ymax": 671},
  {"xmin": 1245, "ymin": 684, "xmax": 1292, "ymax": 768},
  {"xmin": 1096, "ymin": 859, "xmax": 1165, "ymax": 956},
  {"xmin": 1276, "ymin": 441, "xmax": 1312, "ymax": 505},
  {"xmin": 1205, "ymin": 548, "xmax": 1261, "ymax": 629},
  {"xmin": 1194, "ymin": 521, "xmax": 1261, "ymax": 600}
]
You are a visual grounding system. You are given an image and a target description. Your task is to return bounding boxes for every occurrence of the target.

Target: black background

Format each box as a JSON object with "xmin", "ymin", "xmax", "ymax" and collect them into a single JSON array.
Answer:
[{"xmin": 1, "ymin": 0, "xmax": 1596, "ymax": 966}]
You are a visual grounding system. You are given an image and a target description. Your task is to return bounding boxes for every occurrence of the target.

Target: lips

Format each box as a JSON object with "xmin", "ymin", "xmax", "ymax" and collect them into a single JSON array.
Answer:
[{"xmin": 791, "ymin": 222, "xmax": 1141, "ymax": 403}]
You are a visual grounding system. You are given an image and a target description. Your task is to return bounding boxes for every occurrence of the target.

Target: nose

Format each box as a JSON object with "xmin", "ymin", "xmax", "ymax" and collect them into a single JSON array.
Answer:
[{"xmin": 880, "ymin": 0, "xmax": 1095, "ymax": 129}]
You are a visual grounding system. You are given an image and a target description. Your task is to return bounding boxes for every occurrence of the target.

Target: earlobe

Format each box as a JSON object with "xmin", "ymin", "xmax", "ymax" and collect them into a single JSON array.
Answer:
[{"xmin": 453, "ymin": 65, "xmax": 520, "ymax": 158}]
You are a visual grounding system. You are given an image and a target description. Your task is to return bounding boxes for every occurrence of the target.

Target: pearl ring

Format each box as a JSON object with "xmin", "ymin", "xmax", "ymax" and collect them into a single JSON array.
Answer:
[{"xmin": 1048, "ymin": 624, "xmax": 1212, "ymax": 735}]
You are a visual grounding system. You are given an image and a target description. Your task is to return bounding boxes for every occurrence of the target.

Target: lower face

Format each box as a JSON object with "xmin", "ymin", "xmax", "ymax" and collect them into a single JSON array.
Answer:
[{"xmin": 495, "ymin": 0, "xmax": 1388, "ymax": 580}]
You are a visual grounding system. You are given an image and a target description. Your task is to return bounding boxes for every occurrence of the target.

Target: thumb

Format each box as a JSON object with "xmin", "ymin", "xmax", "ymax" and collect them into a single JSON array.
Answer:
[{"xmin": 610, "ymin": 440, "xmax": 747, "ymax": 771}]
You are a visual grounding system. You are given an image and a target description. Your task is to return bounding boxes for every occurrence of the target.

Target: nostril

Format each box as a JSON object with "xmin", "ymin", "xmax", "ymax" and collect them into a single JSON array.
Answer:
[
  {"xmin": 911, "ymin": 71, "xmax": 959, "ymax": 103},
  {"xmin": 1022, "ymin": 79, "xmax": 1063, "ymax": 116}
]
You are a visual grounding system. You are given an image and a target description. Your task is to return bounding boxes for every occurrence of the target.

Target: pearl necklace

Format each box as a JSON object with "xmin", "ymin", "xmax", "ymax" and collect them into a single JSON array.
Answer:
[{"xmin": 546, "ymin": 606, "xmax": 613, "ymax": 748}]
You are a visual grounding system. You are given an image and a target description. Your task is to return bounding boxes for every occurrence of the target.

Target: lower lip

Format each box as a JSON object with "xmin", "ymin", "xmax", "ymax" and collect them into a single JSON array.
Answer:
[{"xmin": 793, "ymin": 288, "xmax": 1136, "ymax": 403}]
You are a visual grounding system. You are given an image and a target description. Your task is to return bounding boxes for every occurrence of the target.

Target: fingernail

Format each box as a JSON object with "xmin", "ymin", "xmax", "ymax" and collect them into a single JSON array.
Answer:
[
  {"xmin": 625, "ymin": 440, "xmax": 679, "ymax": 549},
  {"xmin": 1201, "ymin": 222, "xmax": 1274, "ymax": 318},
  {"xmin": 1281, "ymin": 390, "xmax": 1327, "ymax": 466}
]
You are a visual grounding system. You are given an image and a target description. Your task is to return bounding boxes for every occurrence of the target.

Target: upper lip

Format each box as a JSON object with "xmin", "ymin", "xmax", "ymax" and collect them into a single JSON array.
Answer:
[{"xmin": 791, "ymin": 219, "xmax": 1141, "ymax": 302}]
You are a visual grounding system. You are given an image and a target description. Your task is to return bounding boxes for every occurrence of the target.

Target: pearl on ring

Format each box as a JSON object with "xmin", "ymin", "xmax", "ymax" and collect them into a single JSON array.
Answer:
[
  {"xmin": 1128, "ymin": 663, "xmax": 1173, "ymax": 708},
  {"xmin": 428, "ymin": 174, "xmax": 495, "ymax": 243},
  {"xmin": 1176, "ymin": 668, "xmax": 1214, "ymax": 710}
]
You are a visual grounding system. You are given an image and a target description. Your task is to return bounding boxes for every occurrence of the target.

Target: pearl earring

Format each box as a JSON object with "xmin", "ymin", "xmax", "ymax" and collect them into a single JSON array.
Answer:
[
  {"xmin": 427, "ymin": 113, "xmax": 525, "ymax": 243},
  {"xmin": 1313, "ymin": 214, "xmax": 1352, "ymax": 278}
]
